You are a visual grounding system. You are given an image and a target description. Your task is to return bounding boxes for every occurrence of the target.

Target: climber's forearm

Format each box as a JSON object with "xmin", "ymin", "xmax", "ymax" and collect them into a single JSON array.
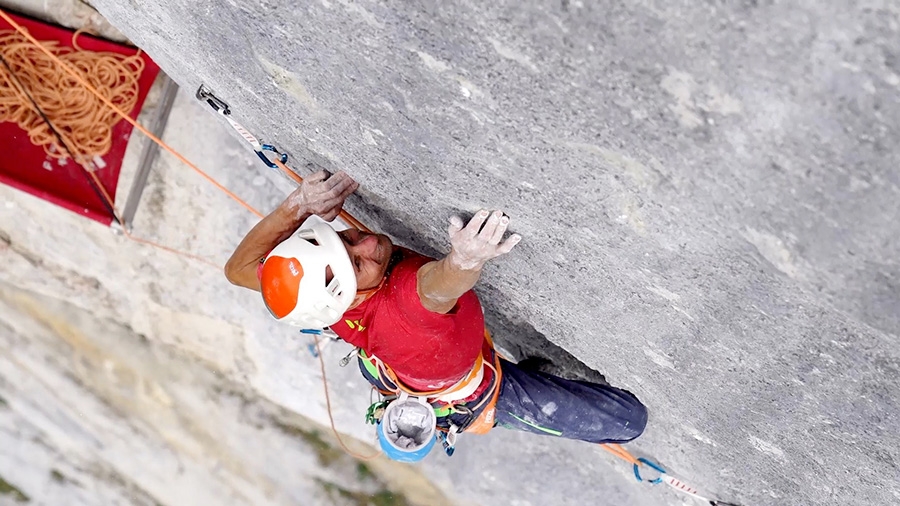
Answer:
[
  {"xmin": 417, "ymin": 209, "xmax": 521, "ymax": 314},
  {"xmin": 225, "ymin": 170, "xmax": 358, "ymax": 291},
  {"xmin": 225, "ymin": 203, "xmax": 310, "ymax": 291},
  {"xmin": 416, "ymin": 252, "xmax": 483, "ymax": 314}
]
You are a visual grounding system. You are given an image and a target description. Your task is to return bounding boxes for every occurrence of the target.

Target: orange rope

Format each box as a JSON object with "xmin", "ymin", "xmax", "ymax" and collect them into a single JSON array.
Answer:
[
  {"xmin": 0, "ymin": 29, "xmax": 143, "ymax": 162},
  {"xmin": 0, "ymin": 14, "xmax": 225, "ymax": 267},
  {"xmin": 0, "ymin": 7, "xmax": 380, "ymax": 255},
  {"xmin": 0, "ymin": 34, "xmax": 102, "ymax": 210},
  {"xmin": 600, "ymin": 443, "xmax": 641, "ymax": 466},
  {"xmin": 314, "ymin": 335, "xmax": 382, "ymax": 461},
  {"xmin": 0, "ymin": 9, "xmax": 263, "ymax": 220}
]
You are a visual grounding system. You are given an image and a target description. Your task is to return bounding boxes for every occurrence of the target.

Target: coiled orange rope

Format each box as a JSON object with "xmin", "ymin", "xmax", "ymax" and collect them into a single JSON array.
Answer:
[{"xmin": 0, "ymin": 29, "xmax": 144, "ymax": 163}]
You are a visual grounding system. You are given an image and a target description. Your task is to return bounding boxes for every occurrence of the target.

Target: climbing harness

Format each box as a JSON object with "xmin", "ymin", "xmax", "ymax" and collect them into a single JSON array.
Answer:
[
  {"xmin": 354, "ymin": 329, "xmax": 504, "ymax": 459},
  {"xmin": 0, "ymin": 7, "xmax": 743, "ymax": 500},
  {"xmin": 364, "ymin": 348, "xmax": 491, "ymax": 404}
]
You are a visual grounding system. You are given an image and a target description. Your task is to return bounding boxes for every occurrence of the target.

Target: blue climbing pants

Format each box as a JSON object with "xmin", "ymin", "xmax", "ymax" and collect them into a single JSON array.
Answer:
[{"xmin": 494, "ymin": 359, "xmax": 647, "ymax": 444}]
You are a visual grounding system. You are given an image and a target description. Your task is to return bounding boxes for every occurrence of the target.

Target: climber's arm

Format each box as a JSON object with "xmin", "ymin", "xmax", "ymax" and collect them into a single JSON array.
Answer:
[
  {"xmin": 417, "ymin": 210, "xmax": 521, "ymax": 314},
  {"xmin": 225, "ymin": 170, "xmax": 358, "ymax": 291},
  {"xmin": 224, "ymin": 205, "xmax": 306, "ymax": 291}
]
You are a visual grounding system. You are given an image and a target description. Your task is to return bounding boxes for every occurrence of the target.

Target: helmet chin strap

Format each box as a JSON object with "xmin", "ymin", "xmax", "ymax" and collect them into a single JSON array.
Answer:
[{"xmin": 349, "ymin": 275, "xmax": 387, "ymax": 310}]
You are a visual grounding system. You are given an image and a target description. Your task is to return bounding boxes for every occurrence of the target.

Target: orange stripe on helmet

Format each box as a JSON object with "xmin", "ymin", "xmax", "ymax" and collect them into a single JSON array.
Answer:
[{"xmin": 261, "ymin": 256, "xmax": 304, "ymax": 318}]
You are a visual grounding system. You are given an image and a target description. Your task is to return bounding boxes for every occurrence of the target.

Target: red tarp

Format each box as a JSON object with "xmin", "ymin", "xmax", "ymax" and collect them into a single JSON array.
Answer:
[{"xmin": 0, "ymin": 11, "xmax": 160, "ymax": 225}]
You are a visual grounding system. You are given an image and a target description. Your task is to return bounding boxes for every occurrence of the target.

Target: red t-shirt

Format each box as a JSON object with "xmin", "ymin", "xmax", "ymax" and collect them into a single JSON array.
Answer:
[{"xmin": 330, "ymin": 249, "xmax": 486, "ymax": 391}]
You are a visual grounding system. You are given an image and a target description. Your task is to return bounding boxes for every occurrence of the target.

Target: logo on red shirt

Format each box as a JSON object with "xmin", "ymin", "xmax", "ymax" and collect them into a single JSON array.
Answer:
[{"xmin": 345, "ymin": 319, "xmax": 367, "ymax": 332}]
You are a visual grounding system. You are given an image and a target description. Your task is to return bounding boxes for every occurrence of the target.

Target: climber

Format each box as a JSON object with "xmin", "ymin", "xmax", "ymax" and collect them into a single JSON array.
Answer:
[{"xmin": 225, "ymin": 169, "xmax": 647, "ymax": 461}]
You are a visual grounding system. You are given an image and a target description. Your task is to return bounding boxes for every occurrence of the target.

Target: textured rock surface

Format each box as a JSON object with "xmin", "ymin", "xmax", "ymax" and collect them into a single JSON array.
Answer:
[
  {"xmin": 2, "ymin": 0, "xmax": 900, "ymax": 505},
  {"xmin": 2, "ymin": 0, "xmax": 127, "ymax": 41}
]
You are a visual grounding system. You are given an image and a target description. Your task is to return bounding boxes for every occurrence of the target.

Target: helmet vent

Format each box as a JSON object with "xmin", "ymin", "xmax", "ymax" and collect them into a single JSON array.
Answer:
[
  {"xmin": 325, "ymin": 264, "xmax": 337, "ymax": 291},
  {"xmin": 297, "ymin": 229, "xmax": 320, "ymax": 246},
  {"xmin": 327, "ymin": 277, "xmax": 343, "ymax": 297}
]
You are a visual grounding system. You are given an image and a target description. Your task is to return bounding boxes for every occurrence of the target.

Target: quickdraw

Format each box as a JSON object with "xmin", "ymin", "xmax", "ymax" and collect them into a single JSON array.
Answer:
[
  {"xmin": 604, "ymin": 444, "xmax": 742, "ymax": 506},
  {"xmin": 437, "ymin": 429, "xmax": 457, "ymax": 456},
  {"xmin": 633, "ymin": 457, "xmax": 665, "ymax": 484},
  {"xmin": 194, "ymin": 83, "xmax": 372, "ymax": 235},
  {"xmin": 195, "ymin": 84, "xmax": 288, "ymax": 169}
]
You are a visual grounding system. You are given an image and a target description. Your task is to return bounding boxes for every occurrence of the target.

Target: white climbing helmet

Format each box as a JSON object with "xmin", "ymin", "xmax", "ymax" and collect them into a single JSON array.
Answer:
[{"xmin": 260, "ymin": 217, "xmax": 357, "ymax": 329}]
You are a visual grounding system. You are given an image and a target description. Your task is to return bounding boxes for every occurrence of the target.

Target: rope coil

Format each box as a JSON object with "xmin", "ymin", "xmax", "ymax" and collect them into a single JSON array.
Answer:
[{"xmin": 0, "ymin": 29, "xmax": 143, "ymax": 163}]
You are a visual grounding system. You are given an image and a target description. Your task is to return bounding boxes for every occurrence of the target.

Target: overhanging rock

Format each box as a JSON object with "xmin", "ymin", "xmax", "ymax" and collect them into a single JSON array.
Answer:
[{"xmin": 86, "ymin": 1, "xmax": 900, "ymax": 505}]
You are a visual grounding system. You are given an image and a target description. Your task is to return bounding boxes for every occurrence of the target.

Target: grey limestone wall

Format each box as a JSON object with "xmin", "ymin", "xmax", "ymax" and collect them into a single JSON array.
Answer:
[{"xmin": 18, "ymin": 1, "xmax": 900, "ymax": 505}]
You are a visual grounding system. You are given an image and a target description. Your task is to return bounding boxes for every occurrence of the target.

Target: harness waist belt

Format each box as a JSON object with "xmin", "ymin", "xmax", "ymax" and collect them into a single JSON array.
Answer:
[
  {"xmin": 432, "ymin": 355, "xmax": 485, "ymax": 403},
  {"xmin": 365, "ymin": 349, "xmax": 486, "ymax": 404}
]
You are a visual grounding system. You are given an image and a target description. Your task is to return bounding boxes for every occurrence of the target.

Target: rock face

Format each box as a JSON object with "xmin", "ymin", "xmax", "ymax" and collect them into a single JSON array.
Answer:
[
  {"xmin": 2, "ymin": 1, "xmax": 900, "ymax": 505},
  {"xmin": 0, "ymin": 281, "xmax": 431, "ymax": 505}
]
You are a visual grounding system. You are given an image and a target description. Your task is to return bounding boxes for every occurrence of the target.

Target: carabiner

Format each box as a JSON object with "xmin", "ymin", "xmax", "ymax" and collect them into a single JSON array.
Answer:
[
  {"xmin": 437, "ymin": 430, "xmax": 456, "ymax": 457},
  {"xmin": 256, "ymin": 144, "xmax": 289, "ymax": 169},
  {"xmin": 633, "ymin": 457, "xmax": 666, "ymax": 484},
  {"xmin": 196, "ymin": 84, "xmax": 231, "ymax": 115}
]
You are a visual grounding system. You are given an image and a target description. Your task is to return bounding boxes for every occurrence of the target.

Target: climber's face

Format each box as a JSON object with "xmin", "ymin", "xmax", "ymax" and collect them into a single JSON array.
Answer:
[{"xmin": 327, "ymin": 228, "xmax": 393, "ymax": 291}]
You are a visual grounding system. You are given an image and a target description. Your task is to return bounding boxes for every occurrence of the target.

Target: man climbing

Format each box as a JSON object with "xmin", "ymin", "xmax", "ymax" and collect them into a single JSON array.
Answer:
[{"xmin": 225, "ymin": 170, "xmax": 647, "ymax": 460}]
